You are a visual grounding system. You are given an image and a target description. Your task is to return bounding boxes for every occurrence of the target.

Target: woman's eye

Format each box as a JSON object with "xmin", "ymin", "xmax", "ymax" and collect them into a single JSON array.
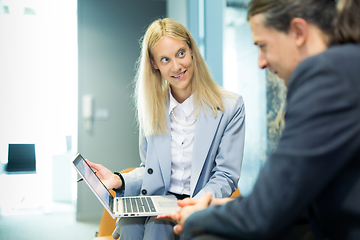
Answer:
[
  {"xmin": 161, "ymin": 57, "xmax": 169, "ymax": 63},
  {"xmin": 178, "ymin": 51, "xmax": 185, "ymax": 57}
]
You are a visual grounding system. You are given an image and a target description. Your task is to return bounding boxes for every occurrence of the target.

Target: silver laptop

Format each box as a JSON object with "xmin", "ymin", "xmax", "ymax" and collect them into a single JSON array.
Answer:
[{"xmin": 72, "ymin": 153, "xmax": 180, "ymax": 219}]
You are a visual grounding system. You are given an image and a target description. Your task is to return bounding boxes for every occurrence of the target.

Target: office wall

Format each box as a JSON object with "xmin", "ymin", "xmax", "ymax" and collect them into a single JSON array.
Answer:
[
  {"xmin": 223, "ymin": 6, "xmax": 266, "ymax": 196},
  {"xmin": 167, "ymin": 0, "xmax": 187, "ymax": 27},
  {"xmin": 77, "ymin": 0, "xmax": 166, "ymax": 221}
]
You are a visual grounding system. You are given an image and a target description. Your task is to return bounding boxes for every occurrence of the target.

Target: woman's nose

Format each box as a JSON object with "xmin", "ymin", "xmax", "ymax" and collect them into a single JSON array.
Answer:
[{"xmin": 171, "ymin": 59, "xmax": 181, "ymax": 71}]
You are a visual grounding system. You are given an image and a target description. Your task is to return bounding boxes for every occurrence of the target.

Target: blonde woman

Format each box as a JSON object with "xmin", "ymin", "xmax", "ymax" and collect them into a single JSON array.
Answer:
[
  {"xmin": 87, "ymin": 18, "xmax": 245, "ymax": 240},
  {"xmin": 169, "ymin": 0, "xmax": 360, "ymax": 239}
]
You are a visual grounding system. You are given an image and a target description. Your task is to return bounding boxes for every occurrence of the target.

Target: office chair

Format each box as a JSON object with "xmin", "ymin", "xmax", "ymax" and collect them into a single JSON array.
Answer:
[
  {"xmin": 94, "ymin": 167, "xmax": 135, "ymax": 240},
  {"xmin": 5, "ymin": 144, "xmax": 36, "ymax": 173}
]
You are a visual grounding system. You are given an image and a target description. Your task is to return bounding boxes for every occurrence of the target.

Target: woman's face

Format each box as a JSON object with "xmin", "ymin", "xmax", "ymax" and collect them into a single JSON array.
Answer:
[{"xmin": 151, "ymin": 36, "xmax": 194, "ymax": 102}]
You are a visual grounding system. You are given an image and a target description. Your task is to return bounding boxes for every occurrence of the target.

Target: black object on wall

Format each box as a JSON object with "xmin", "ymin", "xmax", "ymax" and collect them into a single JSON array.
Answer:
[{"xmin": 6, "ymin": 144, "xmax": 36, "ymax": 173}]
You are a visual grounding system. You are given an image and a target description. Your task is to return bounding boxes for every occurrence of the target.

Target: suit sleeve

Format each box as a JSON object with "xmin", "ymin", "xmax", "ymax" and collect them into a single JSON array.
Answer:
[
  {"xmin": 183, "ymin": 56, "xmax": 360, "ymax": 239},
  {"xmin": 115, "ymin": 130, "xmax": 146, "ymax": 197},
  {"xmin": 193, "ymin": 95, "xmax": 246, "ymax": 199}
]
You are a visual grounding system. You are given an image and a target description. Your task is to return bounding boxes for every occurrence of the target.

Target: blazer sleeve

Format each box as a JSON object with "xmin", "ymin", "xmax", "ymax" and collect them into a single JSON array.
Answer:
[
  {"xmin": 182, "ymin": 53, "xmax": 360, "ymax": 239},
  {"xmin": 115, "ymin": 131, "xmax": 146, "ymax": 197},
  {"xmin": 193, "ymin": 95, "xmax": 246, "ymax": 199}
]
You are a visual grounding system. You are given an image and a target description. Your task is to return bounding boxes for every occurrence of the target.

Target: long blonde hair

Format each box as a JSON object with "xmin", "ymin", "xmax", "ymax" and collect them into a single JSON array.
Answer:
[{"xmin": 135, "ymin": 18, "xmax": 230, "ymax": 137}]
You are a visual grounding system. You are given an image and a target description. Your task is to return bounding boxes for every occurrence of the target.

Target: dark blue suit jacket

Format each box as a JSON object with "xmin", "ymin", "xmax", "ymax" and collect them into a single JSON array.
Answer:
[{"xmin": 183, "ymin": 44, "xmax": 360, "ymax": 240}]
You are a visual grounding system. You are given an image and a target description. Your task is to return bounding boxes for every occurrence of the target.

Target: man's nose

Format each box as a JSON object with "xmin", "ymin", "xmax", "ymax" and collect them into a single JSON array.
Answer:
[{"xmin": 258, "ymin": 53, "xmax": 268, "ymax": 70}]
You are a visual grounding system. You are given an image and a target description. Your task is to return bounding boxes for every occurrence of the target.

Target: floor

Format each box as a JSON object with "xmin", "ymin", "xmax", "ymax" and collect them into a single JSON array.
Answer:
[
  {"xmin": 0, "ymin": 173, "xmax": 100, "ymax": 240},
  {"xmin": 0, "ymin": 202, "xmax": 100, "ymax": 240}
]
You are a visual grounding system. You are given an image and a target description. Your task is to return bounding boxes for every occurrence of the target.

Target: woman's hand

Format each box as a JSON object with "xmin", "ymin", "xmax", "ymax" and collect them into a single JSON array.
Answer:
[{"xmin": 85, "ymin": 160, "xmax": 123, "ymax": 190}]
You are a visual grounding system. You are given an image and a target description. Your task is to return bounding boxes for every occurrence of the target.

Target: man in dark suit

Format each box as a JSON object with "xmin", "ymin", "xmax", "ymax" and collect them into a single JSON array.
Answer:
[{"xmin": 167, "ymin": 0, "xmax": 360, "ymax": 239}]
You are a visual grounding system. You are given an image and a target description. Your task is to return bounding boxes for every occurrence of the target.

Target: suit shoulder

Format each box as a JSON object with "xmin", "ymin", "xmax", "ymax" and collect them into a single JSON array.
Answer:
[
  {"xmin": 222, "ymin": 92, "xmax": 245, "ymax": 116},
  {"xmin": 222, "ymin": 92, "xmax": 244, "ymax": 108},
  {"xmin": 289, "ymin": 44, "xmax": 360, "ymax": 96},
  {"xmin": 324, "ymin": 43, "xmax": 360, "ymax": 58},
  {"xmin": 300, "ymin": 44, "xmax": 360, "ymax": 71}
]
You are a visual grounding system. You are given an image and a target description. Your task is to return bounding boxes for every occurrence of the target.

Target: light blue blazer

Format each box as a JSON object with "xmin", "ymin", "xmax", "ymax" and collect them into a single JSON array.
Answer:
[{"xmin": 117, "ymin": 95, "xmax": 245, "ymax": 199}]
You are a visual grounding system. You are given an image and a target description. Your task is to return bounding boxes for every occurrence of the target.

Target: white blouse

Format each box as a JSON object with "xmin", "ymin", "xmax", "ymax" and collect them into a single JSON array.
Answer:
[{"xmin": 168, "ymin": 90, "xmax": 196, "ymax": 195}]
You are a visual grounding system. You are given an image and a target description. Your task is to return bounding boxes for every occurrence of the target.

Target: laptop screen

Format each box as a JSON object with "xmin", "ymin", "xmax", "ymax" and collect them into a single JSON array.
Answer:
[{"xmin": 73, "ymin": 154, "xmax": 113, "ymax": 211}]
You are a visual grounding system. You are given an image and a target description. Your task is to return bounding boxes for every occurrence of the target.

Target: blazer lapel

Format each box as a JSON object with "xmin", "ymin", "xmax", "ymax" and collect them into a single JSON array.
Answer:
[
  {"xmin": 190, "ymin": 107, "xmax": 223, "ymax": 196},
  {"xmin": 153, "ymin": 116, "xmax": 172, "ymax": 191}
]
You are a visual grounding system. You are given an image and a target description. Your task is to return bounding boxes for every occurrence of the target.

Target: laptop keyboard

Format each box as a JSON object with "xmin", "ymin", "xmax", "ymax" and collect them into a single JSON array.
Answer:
[{"xmin": 122, "ymin": 197, "xmax": 156, "ymax": 213}]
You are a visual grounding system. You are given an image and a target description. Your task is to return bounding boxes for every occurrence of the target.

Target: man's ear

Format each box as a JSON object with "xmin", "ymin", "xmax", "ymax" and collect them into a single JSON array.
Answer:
[
  {"xmin": 151, "ymin": 58, "xmax": 159, "ymax": 69},
  {"xmin": 289, "ymin": 17, "xmax": 308, "ymax": 47}
]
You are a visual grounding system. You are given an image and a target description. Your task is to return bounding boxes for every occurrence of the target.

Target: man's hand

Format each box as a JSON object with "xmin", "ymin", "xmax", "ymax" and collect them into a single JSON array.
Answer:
[
  {"xmin": 156, "ymin": 193, "xmax": 236, "ymax": 235},
  {"xmin": 172, "ymin": 192, "xmax": 213, "ymax": 234},
  {"xmin": 171, "ymin": 194, "xmax": 235, "ymax": 235},
  {"xmin": 155, "ymin": 198, "xmax": 203, "ymax": 223},
  {"xmin": 156, "ymin": 197, "xmax": 203, "ymax": 222}
]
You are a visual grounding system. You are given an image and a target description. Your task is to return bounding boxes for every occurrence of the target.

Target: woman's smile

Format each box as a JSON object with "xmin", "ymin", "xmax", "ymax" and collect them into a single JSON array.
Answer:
[{"xmin": 172, "ymin": 70, "xmax": 187, "ymax": 79}]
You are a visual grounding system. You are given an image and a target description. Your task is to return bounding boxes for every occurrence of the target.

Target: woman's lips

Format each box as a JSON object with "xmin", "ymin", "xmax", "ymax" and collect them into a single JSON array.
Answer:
[{"xmin": 172, "ymin": 70, "xmax": 186, "ymax": 79}]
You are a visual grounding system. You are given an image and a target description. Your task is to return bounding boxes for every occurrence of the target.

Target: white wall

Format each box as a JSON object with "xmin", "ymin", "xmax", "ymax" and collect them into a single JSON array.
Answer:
[
  {"xmin": 0, "ymin": 1, "xmax": 78, "ymax": 210},
  {"xmin": 167, "ymin": 0, "xmax": 187, "ymax": 27}
]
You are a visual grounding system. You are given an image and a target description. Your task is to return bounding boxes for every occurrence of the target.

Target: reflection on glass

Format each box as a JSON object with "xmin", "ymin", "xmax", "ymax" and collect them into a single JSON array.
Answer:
[{"xmin": 74, "ymin": 158, "xmax": 110, "ymax": 207}]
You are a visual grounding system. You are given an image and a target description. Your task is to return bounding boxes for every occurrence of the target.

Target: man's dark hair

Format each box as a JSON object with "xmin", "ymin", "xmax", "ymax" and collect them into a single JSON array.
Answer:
[
  {"xmin": 335, "ymin": 0, "xmax": 360, "ymax": 43},
  {"xmin": 247, "ymin": 0, "xmax": 336, "ymax": 37}
]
